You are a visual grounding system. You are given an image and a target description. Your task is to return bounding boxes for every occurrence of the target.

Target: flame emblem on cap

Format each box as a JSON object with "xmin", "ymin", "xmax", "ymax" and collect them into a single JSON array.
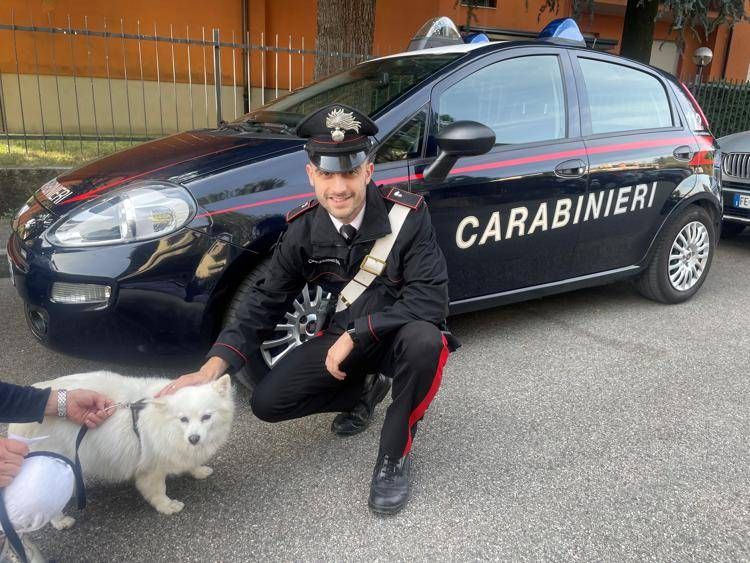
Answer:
[{"xmin": 326, "ymin": 108, "xmax": 361, "ymax": 142}]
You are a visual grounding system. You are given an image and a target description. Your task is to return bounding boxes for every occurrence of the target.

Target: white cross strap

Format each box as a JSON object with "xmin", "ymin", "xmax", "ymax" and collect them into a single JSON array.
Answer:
[{"xmin": 335, "ymin": 202, "xmax": 412, "ymax": 312}]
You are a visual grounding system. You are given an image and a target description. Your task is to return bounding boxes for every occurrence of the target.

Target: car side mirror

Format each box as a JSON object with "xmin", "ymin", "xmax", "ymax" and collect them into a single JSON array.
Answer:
[{"xmin": 423, "ymin": 121, "xmax": 496, "ymax": 183}]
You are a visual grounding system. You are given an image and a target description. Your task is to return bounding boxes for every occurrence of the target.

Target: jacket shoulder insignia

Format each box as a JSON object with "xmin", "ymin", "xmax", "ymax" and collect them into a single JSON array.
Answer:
[
  {"xmin": 285, "ymin": 198, "xmax": 319, "ymax": 222},
  {"xmin": 379, "ymin": 185, "xmax": 423, "ymax": 210}
]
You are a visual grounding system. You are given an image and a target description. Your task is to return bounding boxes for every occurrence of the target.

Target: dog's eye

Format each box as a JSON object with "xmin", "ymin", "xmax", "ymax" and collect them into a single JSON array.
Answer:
[
  {"xmin": 201, "ymin": 414, "xmax": 212, "ymax": 422},
  {"xmin": 180, "ymin": 416, "xmax": 189, "ymax": 423}
]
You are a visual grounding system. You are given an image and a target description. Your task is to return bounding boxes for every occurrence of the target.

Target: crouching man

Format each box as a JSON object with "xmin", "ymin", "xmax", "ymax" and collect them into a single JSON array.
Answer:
[{"xmin": 159, "ymin": 103, "xmax": 454, "ymax": 515}]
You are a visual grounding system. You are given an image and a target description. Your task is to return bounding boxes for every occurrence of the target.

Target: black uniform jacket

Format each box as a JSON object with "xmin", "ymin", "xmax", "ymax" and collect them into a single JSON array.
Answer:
[
  {"xmin": 208, "ymin": 182, "xmax": 450, "ymax": 372},
  {"xmin": 0, "ymin": 382, "xmax": 51, "ymax": 423}
]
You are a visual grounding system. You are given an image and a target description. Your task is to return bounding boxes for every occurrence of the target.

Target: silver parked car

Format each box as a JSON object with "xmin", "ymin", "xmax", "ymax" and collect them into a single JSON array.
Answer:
[{"xmin": 718, "ymin": 131, "xmax": 750, "ymax": 237}]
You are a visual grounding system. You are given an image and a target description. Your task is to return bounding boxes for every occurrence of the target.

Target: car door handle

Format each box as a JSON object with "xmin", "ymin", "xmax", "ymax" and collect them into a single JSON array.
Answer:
[
  {"xmin": 554, "ymin": 159, "xmax": 587, "ymax": 178},
  {"xmin": 673, "ymin": 145, "xmax": 694, "ymax": 161}
]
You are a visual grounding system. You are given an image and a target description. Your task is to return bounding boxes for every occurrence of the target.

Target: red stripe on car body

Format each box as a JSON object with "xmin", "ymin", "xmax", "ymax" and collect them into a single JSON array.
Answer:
[
  {"xmin": 61, "ymin": 141, "xmax": 259, "ymax": 205},
  {"xmin": 188, "ymin": 136, "xmax": 700, "ymax": 218},
  {"xmin": 196, "ymin": 192, "xmax": 315, "ymax": 218}
]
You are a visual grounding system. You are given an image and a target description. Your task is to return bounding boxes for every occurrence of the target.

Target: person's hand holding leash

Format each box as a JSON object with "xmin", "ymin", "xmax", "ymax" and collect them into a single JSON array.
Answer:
[
  {"xmin": 156, "ymin": 356, "xmax": 229, "ymax": 397},
  {"xmin": 326, "ymin": 332, "xmax": 355, "ymax": 380},
  {"xmin": 44, "ymin": 389, "xmax": 114, "ymax": 428},
  {"xmin": 0, "ymin": 437, "xmax": 29, "ymax": 487}
]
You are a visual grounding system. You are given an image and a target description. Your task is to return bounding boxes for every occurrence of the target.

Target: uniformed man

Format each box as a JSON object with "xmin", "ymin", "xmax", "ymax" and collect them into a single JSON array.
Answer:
[{"xmin": 159, "ymin": 103, "xmax": 453, "ymax": 515}]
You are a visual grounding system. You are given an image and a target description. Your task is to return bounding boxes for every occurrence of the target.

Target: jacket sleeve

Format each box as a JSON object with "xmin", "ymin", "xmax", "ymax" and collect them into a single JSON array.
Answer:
[
  {"xmin": 353, "ymin": 205, "xmax": 449, "ymax": 349},
  {"xmin": 207, "ymin": 228, "xmax": 307, "ymax": 372},
  {"xmin": 0, "ymin": 382, "xmax": 51, "ymax": 423}
]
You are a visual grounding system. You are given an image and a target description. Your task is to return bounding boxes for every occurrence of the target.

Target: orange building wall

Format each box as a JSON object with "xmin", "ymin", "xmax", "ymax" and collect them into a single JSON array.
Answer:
[
  {"xmin": 1, "ymin": 0, "xmax": 747, "ymax": 86},
  {"xmin": 724, "ymin": 21, "xmax": 750, "ymax": 81},
  {"xmin": 248, "ymin": 0, "xmax": 316, "ymax": 90},
  {"xmin": 0, "ymin": 0, "xmax": 246, "ymax": 82},
  {"xmin": 374, "ymin": 0, "xmax": 440, "ymax": 54}
]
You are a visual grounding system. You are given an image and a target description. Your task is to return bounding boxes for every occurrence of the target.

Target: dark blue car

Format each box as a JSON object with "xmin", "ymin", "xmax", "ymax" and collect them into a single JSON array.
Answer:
[{"xmin": 8, "ymin": 22, "xmax": 721, "ymax": 381}]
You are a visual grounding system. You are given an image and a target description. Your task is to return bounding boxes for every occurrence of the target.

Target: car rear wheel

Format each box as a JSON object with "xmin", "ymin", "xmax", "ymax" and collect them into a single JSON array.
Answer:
[
  {"xmin": 224, "ymin": 260, "xmax": 331, "ymax": 389},
  {"xmin": 636, "ymin": 205, "xmax": 715, "ymax": 304},
  {"xmin": 720, "ymin": 221, "xmax": 745, "ymax": 239}
]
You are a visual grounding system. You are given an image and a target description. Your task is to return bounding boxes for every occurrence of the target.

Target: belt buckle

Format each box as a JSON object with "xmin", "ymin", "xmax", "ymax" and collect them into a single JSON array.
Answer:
[{"xmin": 360, "ymin": 254, "xmax": 385, "ymax": 276}]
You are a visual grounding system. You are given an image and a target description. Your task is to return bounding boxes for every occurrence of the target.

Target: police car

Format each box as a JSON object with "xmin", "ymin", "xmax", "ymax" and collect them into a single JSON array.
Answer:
[
  {"xmin": 8, "ymin": 18, "xmax": 720, "ymax": 376},
  {"xmin": 716, "ymin": 130, "xmax": 750, "ymax": 237}
]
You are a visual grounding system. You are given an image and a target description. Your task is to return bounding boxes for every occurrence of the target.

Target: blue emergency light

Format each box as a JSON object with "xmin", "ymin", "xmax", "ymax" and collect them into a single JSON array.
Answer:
[
  {"xmin": 538, "ymin": 18, "xmax": 586, "ymax": 46},
  {"xmin": 462, "ymin": 32, "xmax": 490, "ymax": 44}
]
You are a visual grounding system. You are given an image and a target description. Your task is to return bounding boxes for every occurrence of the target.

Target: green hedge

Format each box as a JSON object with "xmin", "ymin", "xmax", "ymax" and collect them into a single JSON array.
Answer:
[{"xmin": 692, "ymin": 80, "xmax": 750, "ymax": 138}]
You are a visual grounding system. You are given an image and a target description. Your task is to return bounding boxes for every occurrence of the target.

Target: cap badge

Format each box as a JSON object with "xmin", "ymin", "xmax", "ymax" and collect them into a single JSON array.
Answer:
[{"xmin": 326, "ymin": 108, "xmax": 361, "ymax": 142}]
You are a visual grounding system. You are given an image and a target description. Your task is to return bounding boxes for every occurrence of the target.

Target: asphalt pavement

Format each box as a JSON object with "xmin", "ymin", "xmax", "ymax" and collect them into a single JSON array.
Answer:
[{"xmin": 2, "ymin": 235, "xmax": 750, "ymax": 561}]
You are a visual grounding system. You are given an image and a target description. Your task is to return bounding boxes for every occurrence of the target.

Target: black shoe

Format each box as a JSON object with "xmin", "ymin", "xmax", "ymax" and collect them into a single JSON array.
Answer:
[
  {"xmin": 331, "ymin": 373, "xmax": 391, "ymax": 437},
  {"xmin": 368, "ymin": 453, "xmax": 411, "ymax": 515}
]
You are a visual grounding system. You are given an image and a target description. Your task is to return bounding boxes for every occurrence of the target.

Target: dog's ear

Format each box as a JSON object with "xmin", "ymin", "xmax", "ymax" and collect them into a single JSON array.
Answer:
[{"xmin": 212, "ymin": 374, "xmax": 232, "ymax": 396}]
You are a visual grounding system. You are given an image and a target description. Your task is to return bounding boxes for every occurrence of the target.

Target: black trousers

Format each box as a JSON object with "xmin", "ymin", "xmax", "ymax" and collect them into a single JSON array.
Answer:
[{"xmin": 251, "ymin": 320, "xmax": 450, "ymax": 458}]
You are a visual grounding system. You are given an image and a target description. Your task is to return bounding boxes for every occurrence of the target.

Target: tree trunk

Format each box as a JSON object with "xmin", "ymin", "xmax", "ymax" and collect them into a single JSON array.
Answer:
[
  {"xmin": 314, "ymin": 0, "xmax": 377, "ymax": 80},
  {"xmin": 619, "ymin": 0, "xmax": 659, "ymax": 64}
]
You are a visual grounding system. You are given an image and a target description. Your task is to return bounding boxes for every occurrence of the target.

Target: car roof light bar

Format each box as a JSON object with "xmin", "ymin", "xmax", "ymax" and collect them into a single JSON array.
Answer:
[{"xmin": 538, "ymin": 17, "xmax": 587, "ymax": 47}]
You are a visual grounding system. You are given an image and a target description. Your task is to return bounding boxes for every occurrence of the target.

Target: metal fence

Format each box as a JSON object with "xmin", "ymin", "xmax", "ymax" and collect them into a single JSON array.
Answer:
[
  {"xmin": 690, "ymin": 79, "xmax": 750, "ymax": 139},
  {"xmin": 0, "ymin": 12, "xmax": 377, "ymax": 156}
]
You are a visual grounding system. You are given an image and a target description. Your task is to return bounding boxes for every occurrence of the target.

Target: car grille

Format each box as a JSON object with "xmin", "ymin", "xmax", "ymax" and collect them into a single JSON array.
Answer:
[{"xmin": 723, "ymin": 152, "xmax": 750, "ymax": 179}]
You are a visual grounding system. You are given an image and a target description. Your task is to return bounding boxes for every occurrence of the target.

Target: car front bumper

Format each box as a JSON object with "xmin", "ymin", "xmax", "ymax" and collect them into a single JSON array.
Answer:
[{"xmin": 7, "ymin": 228, "xmax": 221, "ymax": 354}]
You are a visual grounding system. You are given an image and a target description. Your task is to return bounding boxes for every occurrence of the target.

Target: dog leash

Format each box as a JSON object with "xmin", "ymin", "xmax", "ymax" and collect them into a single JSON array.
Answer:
[
  {"xmin": 0, "ymin": 426, "xmax": 88, "ymax": 563},
  {"xmin": 102, "ymin": 399, "xmax": 150, "ymax": 440}
]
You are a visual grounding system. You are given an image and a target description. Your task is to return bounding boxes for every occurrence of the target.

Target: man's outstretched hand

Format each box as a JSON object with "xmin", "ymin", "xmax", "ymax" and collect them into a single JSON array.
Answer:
[{"xmin": 155, "ymin": 357, "xmax": 229, "ymax": 397}]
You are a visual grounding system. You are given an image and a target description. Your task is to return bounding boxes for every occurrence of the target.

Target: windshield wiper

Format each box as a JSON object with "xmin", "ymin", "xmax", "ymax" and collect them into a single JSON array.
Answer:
[{"xmin": 218, "ymin": 120, "xmax": 295, "ymax": 135}]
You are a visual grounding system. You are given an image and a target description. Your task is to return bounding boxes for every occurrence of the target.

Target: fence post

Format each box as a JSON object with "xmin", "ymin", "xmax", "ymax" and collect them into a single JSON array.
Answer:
[{"xmin": 213, "ymin": 28, "xmax": 222, "ymax": 126}]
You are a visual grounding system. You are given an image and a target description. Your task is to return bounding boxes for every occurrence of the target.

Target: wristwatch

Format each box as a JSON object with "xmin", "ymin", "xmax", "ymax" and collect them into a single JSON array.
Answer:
[
  {"xmin": 57, "ymin": 389, "xmax": 68, "ymax": 418},
  {"xmin": 346, "ymin": 327, "xmax": 359, "ymax": 345}
]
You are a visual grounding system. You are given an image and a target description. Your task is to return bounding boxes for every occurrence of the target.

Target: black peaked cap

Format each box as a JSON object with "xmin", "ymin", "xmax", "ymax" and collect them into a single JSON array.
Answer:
[{"xmin": 296, "ymin": 103, "xmax": 378, "ymax": 172}]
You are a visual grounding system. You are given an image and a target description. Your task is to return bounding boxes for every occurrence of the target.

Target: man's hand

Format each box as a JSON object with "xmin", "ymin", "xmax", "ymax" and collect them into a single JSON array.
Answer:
[
  {"xmin": 0, "ymin": 438, "xmax": 29, "ymax": 487},
  {"xmin": 326, "ymin": 332, "xmax": 355, "ymax": 380},
  {"xmin": 44, "ymin": 389, "xmax": 115, "ymax": 428},
  {"xmin": 155, "ymin": 357, "xmax": 229, "ymax": 397}
]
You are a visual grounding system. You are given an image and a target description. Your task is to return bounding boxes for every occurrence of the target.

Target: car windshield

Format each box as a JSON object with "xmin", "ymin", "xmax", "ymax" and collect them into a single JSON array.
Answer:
[{"xmin": 232, "ymin": 53, "xmax": 462, "ymax": 131}]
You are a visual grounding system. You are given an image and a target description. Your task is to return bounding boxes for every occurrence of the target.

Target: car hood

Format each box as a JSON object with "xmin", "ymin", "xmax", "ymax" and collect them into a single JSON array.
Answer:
[
  {"xmin": 37, "ymin": 130, "xmax": 305, "ymax": 214},
  {"xmin": 717, "ymin": 131, "xmax": 750, "ymax": 152}
]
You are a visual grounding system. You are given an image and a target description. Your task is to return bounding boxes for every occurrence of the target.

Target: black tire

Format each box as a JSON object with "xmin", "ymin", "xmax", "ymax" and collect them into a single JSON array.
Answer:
[
  {"xmin": 720, "ymin": 220, "xmax": 745, "ymax": 239},
  {"xmin": 223, "ymin": 260, "xmax": 273, "ymax": 390},
  {"xmin": 224, "ymin": 260, "xmax": 331, "ymax": 390},
  {"xmin": 636, "ymin": 205, "xmax": 715, "ymax": 304}
]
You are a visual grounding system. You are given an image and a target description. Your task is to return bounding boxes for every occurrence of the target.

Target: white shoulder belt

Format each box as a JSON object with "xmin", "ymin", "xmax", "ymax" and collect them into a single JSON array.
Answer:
[{"xmin": 335, "ymin": 202, "xmax": 412, "ymax": 312}]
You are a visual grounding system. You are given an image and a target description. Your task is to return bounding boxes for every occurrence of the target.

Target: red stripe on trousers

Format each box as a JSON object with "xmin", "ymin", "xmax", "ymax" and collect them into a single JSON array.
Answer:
[{"xmin": 402, "ymin": 333, "xmax": 449, "ymax": 457}]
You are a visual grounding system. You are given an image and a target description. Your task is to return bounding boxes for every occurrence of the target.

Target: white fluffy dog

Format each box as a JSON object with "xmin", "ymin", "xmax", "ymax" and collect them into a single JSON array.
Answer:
[{"xmin": 9, "ymin": 371, "xmax": 234, "ymax": 527}]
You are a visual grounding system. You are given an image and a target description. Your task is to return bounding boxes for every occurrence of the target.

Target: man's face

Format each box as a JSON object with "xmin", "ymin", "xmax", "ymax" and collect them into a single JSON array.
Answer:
[{"xmin": 306, "ymin": 161, "xmax": 373, "ymax": 224}]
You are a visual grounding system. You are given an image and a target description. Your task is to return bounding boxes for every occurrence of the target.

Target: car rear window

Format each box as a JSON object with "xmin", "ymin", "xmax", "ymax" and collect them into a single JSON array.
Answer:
[{"xmin": 579, "ymin": 58, "xmax": 673, "ymax": 134}]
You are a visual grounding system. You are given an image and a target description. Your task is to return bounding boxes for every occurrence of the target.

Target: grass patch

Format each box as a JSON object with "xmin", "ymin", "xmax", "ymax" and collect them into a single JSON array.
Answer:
[{"xmin": 0, "ymin": 139, "xmax": 143, "ymax": 167}]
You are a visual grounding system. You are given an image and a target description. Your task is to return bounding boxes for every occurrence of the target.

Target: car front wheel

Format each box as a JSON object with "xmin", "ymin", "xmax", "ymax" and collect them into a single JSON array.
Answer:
[
  {"xmin": 224, "ymin": 260, "xmax": 331, "ymax": 389},
  {"xmin": 636, "ymin": 205, "xmax": 715, "ymax": 304}
]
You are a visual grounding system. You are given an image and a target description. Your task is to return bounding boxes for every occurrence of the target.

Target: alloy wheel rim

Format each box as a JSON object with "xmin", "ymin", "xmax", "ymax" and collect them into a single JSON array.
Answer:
[
  {"xmin": 260, "ymin": 284, "xmax": 331, "ymax": 368},
  {"xmin": 668, "ymin": 220, "xmax": 710, "ymax": 292}
]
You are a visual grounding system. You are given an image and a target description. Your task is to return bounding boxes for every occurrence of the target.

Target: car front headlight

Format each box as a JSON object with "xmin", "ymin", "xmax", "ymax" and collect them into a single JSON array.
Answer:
[{"xmin": 46, "ymin": 181, "xmax": 196, "ymax": 247}]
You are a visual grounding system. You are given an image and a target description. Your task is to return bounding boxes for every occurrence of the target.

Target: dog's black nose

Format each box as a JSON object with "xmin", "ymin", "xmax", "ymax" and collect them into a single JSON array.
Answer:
[{"xmin": 188, "ymin": 434, "xmax": 200, "ymax": 445}]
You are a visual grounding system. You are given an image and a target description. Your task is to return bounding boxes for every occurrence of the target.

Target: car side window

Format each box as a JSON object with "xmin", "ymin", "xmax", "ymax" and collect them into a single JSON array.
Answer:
[
  {"xmin": 374, "ymin": 111, "xmax": 426, "ymax": 163},
  {"xmin": 437, "ymin": 55, "xmax": 566, "ymax": 145},
  {"xmin": 578, "ymin": 58, "xmax": 673, "ymax": 134}
]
